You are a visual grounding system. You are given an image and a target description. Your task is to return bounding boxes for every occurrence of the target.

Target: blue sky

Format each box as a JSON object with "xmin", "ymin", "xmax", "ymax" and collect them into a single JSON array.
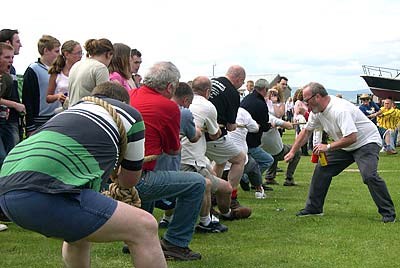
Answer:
[{"xmin": 5, "ymin": 0, "xmax": 400, "ymax": 91}]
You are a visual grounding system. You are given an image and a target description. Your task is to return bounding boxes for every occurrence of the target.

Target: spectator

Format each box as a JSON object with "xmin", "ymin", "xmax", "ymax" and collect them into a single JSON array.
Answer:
[
  {"xmin": 68, "ymin": 38, "xmax": 113, "ymax": 106},
  {"xmin": 46, "ymin": 40, "xmax": 82, "ymax": 110},
  {"xmin": 109, "ymin": 43, "xmax": 132, "ymax": 92},
  {"xmin": 22, "ymin": 35, "xmax": 60, "ymax": 136}
]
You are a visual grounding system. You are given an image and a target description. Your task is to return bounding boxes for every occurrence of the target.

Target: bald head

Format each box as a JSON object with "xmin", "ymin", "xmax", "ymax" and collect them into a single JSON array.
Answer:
[
  {"xmin": 192, "ymin": 76, "xmax": 211, "ymax": 98},
  {"xmin": 226, "ymin": 65, "xmax": 246, "ymax": 89}
]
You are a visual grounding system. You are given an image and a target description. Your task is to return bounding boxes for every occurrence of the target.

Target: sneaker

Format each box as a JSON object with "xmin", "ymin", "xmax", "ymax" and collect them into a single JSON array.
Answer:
[
  {"xmin": 195, "ymin": 221, "xmax": 228, "ymax": 233},
  {"xmin": 283, "ymin": 179, "xmax": 298, "ymax": 186},
  {"xmin": 240, "ymin": 180, "xmax": 250, "ymax": 191},
  {"xmin": 159, "ymin": 218, "xmax": 170, "ymax": 229},
  {"xmin": 255, "ymin": 188, "xmax": 266, "ymax": 199},
  {"xmin": 122, "ymin": 244, "xmax": 130, "ymax": 254},
  {"xmin": 220, "ymin": 207, "xmax": 252, "ymax": 221},
  {"xmin": 296, "ymin": 209, "xmax": 324, "ymax": 217},
  {"xmin": 382, "ymin": 215, "xmax": 396, "ymax": 223},
  {"xmin": 0, "ymin": 224, "xmax": 7, "ymax": 232},
  {"xmin": 264, "ymin": 179, "xmax": 279, "ymax": 185},
  {"xmin": 160, "ymin": 238, "xmax": 201, "ymax": 261}
]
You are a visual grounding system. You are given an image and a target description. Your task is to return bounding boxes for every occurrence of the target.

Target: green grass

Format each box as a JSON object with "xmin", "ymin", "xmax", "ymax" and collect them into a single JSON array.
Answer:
[{"xmin": 1, "ymin": 129, "xmax": 399, "ymax": 267}]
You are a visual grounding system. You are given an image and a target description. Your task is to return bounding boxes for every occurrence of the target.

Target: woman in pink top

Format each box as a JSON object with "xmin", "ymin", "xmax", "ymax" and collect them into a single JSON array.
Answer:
[{"xmin": 108, "ymin": 43, "xmax": 132, "ymax": 92}]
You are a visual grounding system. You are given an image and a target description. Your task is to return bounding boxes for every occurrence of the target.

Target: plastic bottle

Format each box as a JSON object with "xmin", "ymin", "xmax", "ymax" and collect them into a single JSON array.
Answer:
[{"xmin": 311, "ymin": 129, "xmax": 322, "ymax": 163}]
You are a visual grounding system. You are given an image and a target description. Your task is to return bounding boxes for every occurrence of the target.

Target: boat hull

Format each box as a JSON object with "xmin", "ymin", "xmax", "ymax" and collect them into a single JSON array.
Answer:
[{"xmin": 361, "ymin": 75, "xmax": 400, "ymax": 100}]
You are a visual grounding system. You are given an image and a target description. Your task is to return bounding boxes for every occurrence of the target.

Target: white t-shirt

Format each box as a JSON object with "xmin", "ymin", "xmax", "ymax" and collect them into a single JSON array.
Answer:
[
  {"xmin": 225, "ymin": 107, "xmax": 259, "ymax": 169},
  {"xmin": 306, "ymin": 95, "xmax": 382, "ymax": 151},
  {"xmin": 181, "ymin": 94, "xmax": 220, "ymax": 167},
  {"xmin": 228, "ymin": 107, "xmax": 259, "ymax": 155}
]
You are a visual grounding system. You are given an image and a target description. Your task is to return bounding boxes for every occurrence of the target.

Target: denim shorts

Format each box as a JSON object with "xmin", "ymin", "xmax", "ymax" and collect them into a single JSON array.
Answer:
[{"xmin": 0, "ymin": 189, "xmax": 117, "ymax": 242}]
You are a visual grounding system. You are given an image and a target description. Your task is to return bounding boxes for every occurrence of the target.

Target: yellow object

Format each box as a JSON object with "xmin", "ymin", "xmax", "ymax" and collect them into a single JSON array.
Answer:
[{"xmin": 319, "ymin": 152, "xmax": 328, "ymax": 166}]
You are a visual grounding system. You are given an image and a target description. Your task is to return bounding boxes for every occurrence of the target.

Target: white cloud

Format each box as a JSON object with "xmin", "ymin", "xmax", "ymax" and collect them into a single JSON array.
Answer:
[{"xmin": 5, "ymin": 0, "xmax": 400, "ymax": 91}]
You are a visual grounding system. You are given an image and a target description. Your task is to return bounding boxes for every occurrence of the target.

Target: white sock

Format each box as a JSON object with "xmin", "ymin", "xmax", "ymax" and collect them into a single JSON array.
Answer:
[
  {"xmin": 163, "ymin": 214, "xmax": 173, "ymax": 222},
  {"xmin": 221, "ymin": 209, "xmax": 232, "ymax": 218},
  {"xmin": 200, "ymin": 215, "xmax": 211, "ymax": 226}
]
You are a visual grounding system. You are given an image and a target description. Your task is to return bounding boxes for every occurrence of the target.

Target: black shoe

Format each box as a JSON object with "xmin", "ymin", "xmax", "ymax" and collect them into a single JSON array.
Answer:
[
  {"xmin": 159, "ymin": 218, "xmax": 170, "ymax": 229},
  {"xmin": 382, "ymin": 215, "xmax": 396, "ymax": 223},
  {"xmin": 195, "ymin": 221, "xmax": 228, "ymax": 233},
  {"xmin": 240, "ymin": 180, "xmax": 250, "ymax": 191},
  {"xmin": 296, "ymin": 209, "xmax": 323, "ymax": 217},
  {"xmin": 260, "ymin": 184, "xmax": 274, "ymax": 191},
  {"xmin": 122, "ymin": 244, "xmax": 130, "ymax": 254},
  {"xmin": 283, "ymin": 179, "xmax": 298, "ymax": 186},
  {"xmin": 0, "ymin": 209, "xmax": 11, "ymax": 223},
  {"xmin": 160, "ymin": 238, "xmax": 201, "ymax": 261},
  {"xmin": 264, "ymin": 179, "xmax": 279, "ymax": 185}
]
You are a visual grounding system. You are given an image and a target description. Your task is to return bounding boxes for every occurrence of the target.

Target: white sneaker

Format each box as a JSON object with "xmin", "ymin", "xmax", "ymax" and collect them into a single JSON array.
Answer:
[
  {"xmin": 0, "ymin": 224, "xmax": 8, "ymax": 231},
  {"xmin": 255, "ymin": 188, "xmax": 266, "ymax": 199}
]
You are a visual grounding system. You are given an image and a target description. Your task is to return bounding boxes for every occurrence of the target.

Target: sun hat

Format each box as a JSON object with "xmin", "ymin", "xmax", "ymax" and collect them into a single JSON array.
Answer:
[{"xmin": 359, "ymin": 93, "xmax": 371, "ymax": 100}]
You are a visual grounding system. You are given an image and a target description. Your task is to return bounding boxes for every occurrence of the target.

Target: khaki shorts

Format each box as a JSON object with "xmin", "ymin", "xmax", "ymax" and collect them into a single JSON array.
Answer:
[
  {"xmin": 181, "ymin": 163, "xmax": 220, "ymax": 193},
  {"xmin": 206, "ymin": 136, "xmax": 242, "ymax": 164}
]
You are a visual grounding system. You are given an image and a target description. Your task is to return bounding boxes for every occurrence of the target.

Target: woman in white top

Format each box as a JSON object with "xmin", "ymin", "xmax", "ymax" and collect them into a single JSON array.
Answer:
[{"xmin": 46, "ymin": 40, "xmax": 82, "ymax": 108}]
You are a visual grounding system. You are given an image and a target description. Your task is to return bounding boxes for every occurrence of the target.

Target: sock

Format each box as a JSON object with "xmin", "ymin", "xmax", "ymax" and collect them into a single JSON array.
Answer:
[
  {"xmin": 231, "ymin": 188, "xmax": 238, "ymax": 199},
  {"xmin": 200, "ymin": 215, "xmax": 211, "ymax": 226},
  {"xmin": 221, "ymin": 209, "xmax": 232, "ymax": 218}
]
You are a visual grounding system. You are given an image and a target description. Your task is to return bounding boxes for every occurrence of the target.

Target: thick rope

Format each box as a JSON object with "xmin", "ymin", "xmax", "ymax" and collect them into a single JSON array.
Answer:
[{"xmin": 81, "ymin": 96, "xmax": 141, "ymax": 207}]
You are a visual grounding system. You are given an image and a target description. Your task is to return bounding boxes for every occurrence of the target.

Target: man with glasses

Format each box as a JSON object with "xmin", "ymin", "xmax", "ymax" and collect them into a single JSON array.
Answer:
[{"xmin": 284, "ymin": 82, "xmax": 396, "ymax": 223}]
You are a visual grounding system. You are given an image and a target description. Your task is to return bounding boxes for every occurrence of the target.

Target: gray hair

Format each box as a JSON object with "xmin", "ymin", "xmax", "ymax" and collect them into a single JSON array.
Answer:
[
  {"xmin": 143, "ymin": 61, "xmax": 180, "ymax": 91},
  {"xmin": 305, "ymin": 82, "xmax": 328, "ymax": 97},
  {"xmin": 254, "ymin": 78, "xmax": 269, "ymax": 91}
]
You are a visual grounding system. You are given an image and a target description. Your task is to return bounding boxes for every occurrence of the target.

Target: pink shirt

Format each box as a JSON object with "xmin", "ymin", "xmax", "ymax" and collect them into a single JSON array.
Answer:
[{"xmin": 109, "ymin": 72, "xmax": 132, "ymax": 92}]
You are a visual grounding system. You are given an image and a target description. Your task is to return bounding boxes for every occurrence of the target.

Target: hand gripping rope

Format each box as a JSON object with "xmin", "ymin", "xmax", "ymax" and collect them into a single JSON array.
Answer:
[{"xmin": 81, "ymin": 96, "xmax": 142, "ymax": 207}]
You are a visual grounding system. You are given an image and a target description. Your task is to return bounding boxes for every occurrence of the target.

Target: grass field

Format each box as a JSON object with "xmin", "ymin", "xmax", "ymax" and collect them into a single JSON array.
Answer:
[{"xmin": 1, "ymin": 129, "xmax": 399, "ymax": 268}]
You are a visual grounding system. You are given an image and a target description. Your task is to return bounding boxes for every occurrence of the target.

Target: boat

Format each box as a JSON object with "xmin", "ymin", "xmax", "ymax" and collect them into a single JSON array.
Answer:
[{"xmin": 360, "ymin": 65, "xmax": 400, "ymax": 100}]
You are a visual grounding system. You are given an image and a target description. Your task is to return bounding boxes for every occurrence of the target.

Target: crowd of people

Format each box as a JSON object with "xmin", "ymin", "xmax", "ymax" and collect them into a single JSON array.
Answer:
[{"xmin": 0, "ymin": 29, "xmax": 399, "ymax": 267}]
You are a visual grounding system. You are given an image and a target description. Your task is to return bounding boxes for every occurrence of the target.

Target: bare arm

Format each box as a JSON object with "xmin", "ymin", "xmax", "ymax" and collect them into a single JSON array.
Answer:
[
  {"xmin": 284, "ymin": 128, "xmax": 311, "ymax": 162},
  {"xmin": 208, "ymin": 128, "xmax": 222, "ymax": 141},
  {"xmin": 189, "ymin": 126, "xmax": 202, "ymax": 143},
  {"xmin": 117, "ymin": 168, "xmax": 142, "ymax": 188},
  {"xmin": 46, "ymin": 74, "xmax": 66, "ymax": 103}
]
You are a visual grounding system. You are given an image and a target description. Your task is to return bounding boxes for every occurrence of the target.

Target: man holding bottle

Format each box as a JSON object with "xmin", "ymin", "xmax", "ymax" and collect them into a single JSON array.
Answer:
[{"xmin": 284, "ymin": 82, "xmax": 396, "ymax": 223}]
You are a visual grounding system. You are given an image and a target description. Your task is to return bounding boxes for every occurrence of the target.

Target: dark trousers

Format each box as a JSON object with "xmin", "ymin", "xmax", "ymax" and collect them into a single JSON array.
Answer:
[{"xmin": 304, "ymin": 143, "xmax": 395, "ymax": 218}]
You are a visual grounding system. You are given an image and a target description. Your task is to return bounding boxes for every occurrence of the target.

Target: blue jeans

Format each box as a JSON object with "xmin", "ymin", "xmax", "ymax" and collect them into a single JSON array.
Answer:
[
  {"xmin": 248, "ymin": 146, "xmax": 274, "ymax": 175},
  {"xmin": 135, "ymin": 170, "xmax": 205, "ymax": 248},
  {"xmin": 0, "ymin": 122, "xmax": 19, "ymax": 167}
]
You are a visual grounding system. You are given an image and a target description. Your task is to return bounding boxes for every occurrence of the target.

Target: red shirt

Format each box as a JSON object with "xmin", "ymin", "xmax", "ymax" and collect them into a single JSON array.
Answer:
[{"xmin": 130, "ymin": 85, "xmax": 181, "ymax": 171}]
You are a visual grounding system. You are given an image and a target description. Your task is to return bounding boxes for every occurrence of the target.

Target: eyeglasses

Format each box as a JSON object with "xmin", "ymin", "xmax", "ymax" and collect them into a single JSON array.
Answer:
[
  {"xmin": 303, "ymin": 94, "xmax": 316, "ymax": 104},
  {"xmin": 71, "ymin": 51, "xmax": 83, "ymax": 56}
]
